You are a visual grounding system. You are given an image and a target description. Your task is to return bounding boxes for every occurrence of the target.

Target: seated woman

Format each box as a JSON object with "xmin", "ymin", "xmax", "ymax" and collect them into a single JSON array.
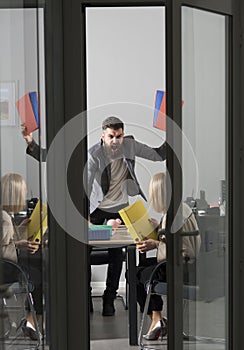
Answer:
[
  {"xmin": 136, "ymin": 172, "xmax": 201, "ymax": 340},
  {"xmin": 1, "ymin": 173, "xmax": 42, "ymax": 340}
]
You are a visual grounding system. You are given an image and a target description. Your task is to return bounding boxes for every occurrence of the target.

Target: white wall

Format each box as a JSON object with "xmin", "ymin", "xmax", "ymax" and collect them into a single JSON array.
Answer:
[
  {"xmin": 0, "ymin": 7, "xmax": 225, "ymax": 212},
  {"xmin": 86, "ymin": 7, "xmax": 166, "ymax": 221},
  {"xmin": 0, "ymin": 8, "xmax": 46, "ymax": 200},
  {"xmin": 0, "ymin": 7, "xmax": 226, "ymax": 284},
  {"xmin": 182, "ymin": 7, "xmax": 226, "ymax": 206},
  {"xmin": 86, "ymin": 7, "xmax": 226, "ymax": 282},
  {"xmin": 86, "ymin": 6, "xmax": 226, "ymax": 209}
]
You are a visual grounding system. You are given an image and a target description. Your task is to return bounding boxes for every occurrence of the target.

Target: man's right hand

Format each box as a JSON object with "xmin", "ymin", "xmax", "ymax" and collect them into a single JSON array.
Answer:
[{"xmin": 21, "ymin": 123, "xmax": 33, "ymax": 144}]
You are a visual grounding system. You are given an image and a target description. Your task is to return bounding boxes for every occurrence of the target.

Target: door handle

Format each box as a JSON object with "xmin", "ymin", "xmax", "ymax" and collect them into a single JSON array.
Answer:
[
  {"xmin": 158, "ymin": 229, "xmax": 199, "ymax": 237},
  {"xmin": 180, "ymin": 230, "xmax": 199, "ymax": 237}
]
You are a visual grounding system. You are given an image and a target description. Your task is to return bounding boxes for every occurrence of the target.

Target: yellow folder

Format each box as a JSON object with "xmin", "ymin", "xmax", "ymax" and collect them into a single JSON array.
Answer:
[
  {"xmin": 27, "ymin": 200, "xmax": 48, "ymax": 242},
  {"xmin": 119, "ymin": 200, "xmax": 158, "ymax": 241}
]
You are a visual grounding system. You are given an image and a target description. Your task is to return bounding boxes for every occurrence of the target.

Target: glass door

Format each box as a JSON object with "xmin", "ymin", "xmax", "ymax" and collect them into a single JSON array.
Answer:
[
  {"xmin": 0, "ymin": 4, "xmax": 49, "ymax": 349},
  {"xmin": 166, "ymin": 1, "xmax": 233, "ymax": 349},
  {"xmin": 84, "ymin": 3, "xmax": 166, "ymax": 346},
  {"xmin": 182, "ymin": 6, "xmax": 229, "ymax": 349}
]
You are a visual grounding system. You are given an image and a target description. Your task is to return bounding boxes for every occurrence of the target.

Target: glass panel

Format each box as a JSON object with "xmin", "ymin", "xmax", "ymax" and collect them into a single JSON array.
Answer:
[
  {"xmin": 182, "ymin": 7, "xmax": 228, "ymax": 349},
  {"xmin": 86, "ymin": 6, "xmax": 166, "ymax": 345},
  {"xmin": 0, "ymin": 7, "xmax": 48, "ymax": 349}
]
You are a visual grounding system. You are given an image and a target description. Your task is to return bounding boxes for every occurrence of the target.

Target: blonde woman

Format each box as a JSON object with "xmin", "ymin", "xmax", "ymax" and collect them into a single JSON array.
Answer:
[
  {"xmin": 1, "ymin": 173, "xmax": 41, "ymax": 340},
  {"xmin": 136, "ymin": 172, "xmax": 201, "ymax": 340}
]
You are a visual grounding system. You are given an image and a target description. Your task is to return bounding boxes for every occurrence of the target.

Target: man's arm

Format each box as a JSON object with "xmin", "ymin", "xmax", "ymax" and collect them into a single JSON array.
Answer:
[
  {"xmin": 153, "ymin": 142, "xmax": 167, "ymax": 160},
  {"xmin": 26, "ymin": 139, "xmax": 47, "ymax": 162},
  {"xmin": 22, "ymin": 125, "xmax": 47, "ymax": 162},
  {"xmin": 87, "ymin": 153, "xmax": 98, "ymax": 209},
  {"xmin": 125, "ymin": 136, "xmax": 166, "ymax": 161}
]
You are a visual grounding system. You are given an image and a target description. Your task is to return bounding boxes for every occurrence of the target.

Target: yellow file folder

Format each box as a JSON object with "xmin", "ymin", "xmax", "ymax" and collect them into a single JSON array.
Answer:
[
  {"xmin": 27, "ymin": 200, "xmax": 48, "ymax": 242},
  {"xmin": 119, "ymin": 200, "xmax": 158, "ymax": 241}
]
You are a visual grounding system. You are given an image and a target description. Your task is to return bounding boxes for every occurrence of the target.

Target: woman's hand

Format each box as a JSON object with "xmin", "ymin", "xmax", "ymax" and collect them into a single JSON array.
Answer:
[
  {"xmin": 136, "ymin": 238, "xmax": 159, "ymax": 253},
  {"xmin": 148, "ymin": 218, "xmax": 159, "ymax": 229},
  {"xmin": 18, "ymin": 218, "xmax": 30, "ymax": 236},
  {"xmin": 15, "ymin": 239, "xmax": 40, "ymax": 254}
]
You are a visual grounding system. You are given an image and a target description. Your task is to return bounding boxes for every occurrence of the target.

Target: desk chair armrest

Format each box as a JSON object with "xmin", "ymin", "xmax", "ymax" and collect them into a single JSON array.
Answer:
[
  {"xmin": 147, "ymin": 255, "xmax": 196, "ymax": 287},
  {"xmin": 147, "ymin": 259, "xmax": 167, "ymax": 286}
]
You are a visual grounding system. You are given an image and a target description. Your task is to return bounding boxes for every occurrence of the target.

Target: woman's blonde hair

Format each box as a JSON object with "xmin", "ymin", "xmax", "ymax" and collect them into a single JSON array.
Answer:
[
  {"xmin": 1, "ymin": 173, "xmax": 27, "ymax": 213},
  {"xmin": 149, "ymin": 172, "xmax": 166, "ymax": 213}
]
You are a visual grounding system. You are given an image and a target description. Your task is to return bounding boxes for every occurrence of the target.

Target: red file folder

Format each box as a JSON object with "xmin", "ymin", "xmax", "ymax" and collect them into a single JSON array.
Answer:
[
  {"xmin": 16, "ymin": 92, "xmax": 39, "ymax": 134},
  {"xmin": 153, "ymin": 90, "xmax": 184, "ymax": 131}
]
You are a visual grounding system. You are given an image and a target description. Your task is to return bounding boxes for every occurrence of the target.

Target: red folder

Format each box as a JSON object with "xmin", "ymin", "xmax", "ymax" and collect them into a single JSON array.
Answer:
[
  {"xmin": 153, "ymin": 90, "xmax": 167, "ymax": 131},
  {"xmin": 16, "ymin": 92, "xmax": 39, "ymax": 134},
  {"xmin": 153, "ymin": 90, "xmax": 184, "ymax": 132}
]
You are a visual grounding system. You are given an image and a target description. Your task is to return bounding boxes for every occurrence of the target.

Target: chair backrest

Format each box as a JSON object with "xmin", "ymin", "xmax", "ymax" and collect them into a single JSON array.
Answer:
[
  {"xmin": 90, "ymin": 247, "xmax": 127, "ymax": 265},
  {"xmin": 0, "ymin": 258, "xmax": 30, "ymax": 293},
  {"xmin": 147, "ymin": 257, "xmax": 199, "ymax": 301},
  {"xmin": 0, "ymin": 258, "xmax": 41, "ymax": 347},
  {"xmin": 90, "ymin": 248, "xmax": 110, "ymax": 265},
  {"xmin": 152, "ymin": 281, "xmax": 199, "ymax": 301}
]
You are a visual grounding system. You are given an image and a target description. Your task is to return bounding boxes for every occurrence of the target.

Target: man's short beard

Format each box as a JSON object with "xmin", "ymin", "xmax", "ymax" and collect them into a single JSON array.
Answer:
[{"xmin": 104, "ymin": 143, "xmax": 122, "ymax": 159}]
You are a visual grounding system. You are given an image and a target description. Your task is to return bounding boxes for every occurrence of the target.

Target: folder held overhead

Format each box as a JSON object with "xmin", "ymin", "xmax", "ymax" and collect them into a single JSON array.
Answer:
[
  {"xmin": 16, "ymin": 91, "xmax": 39, "ymax": 134},
  {"xmin": 119, "ymin": 200, "xmax": 158, "ymax": 241},
  {"xmin": 153, "ymin": 90, "xmax": 167, "ymax": 131},
  {"xmin": 153, "ymin": 90, "xmax": 184, "ymax": 131}
]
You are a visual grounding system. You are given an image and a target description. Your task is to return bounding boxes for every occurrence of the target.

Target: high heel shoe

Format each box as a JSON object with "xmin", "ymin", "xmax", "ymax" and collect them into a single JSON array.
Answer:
[
  {"xmin": 143, "ymin": 319, "xmax": 167, "ymax": 340},
  {"xmin": 21, "ymin": 320, "xmax": 39, "ymax": 341}
]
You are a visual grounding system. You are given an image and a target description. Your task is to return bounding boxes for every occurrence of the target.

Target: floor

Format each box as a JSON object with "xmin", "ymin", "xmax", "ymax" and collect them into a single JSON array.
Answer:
[
  {"xmin": 90, "ymin": 288, "xmax": 227, "ymax": 350},
  {"xmin": 2, "ymin": 288, "xmax": 227, "ymax": 350}
]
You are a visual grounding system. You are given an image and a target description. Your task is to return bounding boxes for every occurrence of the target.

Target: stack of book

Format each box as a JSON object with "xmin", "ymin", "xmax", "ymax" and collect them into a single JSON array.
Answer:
[{"xmin": 88, "ymin": 225, "xmax": 112, "ymax": 241}]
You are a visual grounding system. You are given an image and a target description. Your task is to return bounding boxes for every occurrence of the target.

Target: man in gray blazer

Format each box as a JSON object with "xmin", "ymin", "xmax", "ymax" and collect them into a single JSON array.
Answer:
[{"xmin": 87, "ymin": 116, "xmax": 166, "ymax": 316}]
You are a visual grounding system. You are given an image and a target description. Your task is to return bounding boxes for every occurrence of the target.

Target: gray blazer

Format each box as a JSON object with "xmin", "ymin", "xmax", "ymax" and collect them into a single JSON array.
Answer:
[
  {"xmin": 88, "ymin": 135, "xmax": 166, "ymax": 213},
  {"xmin": 26, "ymin": 139, "xmax": 46, "ymax": 162}
]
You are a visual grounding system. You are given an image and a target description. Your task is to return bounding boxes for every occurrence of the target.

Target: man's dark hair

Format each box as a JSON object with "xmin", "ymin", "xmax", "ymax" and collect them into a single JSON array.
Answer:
[{"xmin": 102, "ymin": 116, "xmax": 124, "ymax": 131}]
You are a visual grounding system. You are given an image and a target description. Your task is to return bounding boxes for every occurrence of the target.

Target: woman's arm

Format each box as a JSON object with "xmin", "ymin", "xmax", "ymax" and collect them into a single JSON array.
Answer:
[
  {"xmin": 15, "ymin": 239, "xmax": 40, "ymax": 254},
  {"xmin": 136, "ymin": 238, "xmax": 160, "ymax": 253}
]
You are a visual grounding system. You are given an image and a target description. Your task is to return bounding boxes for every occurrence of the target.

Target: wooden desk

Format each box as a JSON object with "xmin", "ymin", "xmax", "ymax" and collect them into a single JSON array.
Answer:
[{"xmin": 89, "ymin": 228, "xmax": 138, "ymax": 345}]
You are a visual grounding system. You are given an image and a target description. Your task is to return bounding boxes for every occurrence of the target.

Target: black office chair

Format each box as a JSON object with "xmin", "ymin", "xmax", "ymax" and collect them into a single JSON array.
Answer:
[
  {"xmin": 138, "ymin": 256, "xmax": 225, "ymax": 349},
  {"xmin": 90, "ymin": 247, "xmax": 128, "ymax": 309},
  {"xmin": 0, "ymin": 258, "xmax": 41, "ymax": 349}
]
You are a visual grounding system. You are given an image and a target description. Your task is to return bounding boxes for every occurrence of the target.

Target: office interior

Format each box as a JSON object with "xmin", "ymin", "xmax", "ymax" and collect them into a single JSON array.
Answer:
[{"xmin": 0, "ymin": 0, "xmax": 244, "ymax": 349}]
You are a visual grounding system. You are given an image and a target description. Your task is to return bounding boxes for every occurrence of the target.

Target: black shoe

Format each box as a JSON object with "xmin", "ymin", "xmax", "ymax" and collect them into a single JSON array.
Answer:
[{"xmin": 102, "ymin": 296, "xmax": 115, "ymax": 316}]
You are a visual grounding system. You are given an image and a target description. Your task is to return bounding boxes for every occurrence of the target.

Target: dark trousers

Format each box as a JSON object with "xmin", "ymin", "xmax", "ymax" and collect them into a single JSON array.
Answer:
[
  {"xmin": 19, "ymin": 250, "xmax": 43, "ymax": 315},
  {"xmin": 89, "ymin": 205, "xmax": 127, "ymax": 297},
  {"xmin": 136, "ymin": 257, "xmax": 166, "ymax": 315}
]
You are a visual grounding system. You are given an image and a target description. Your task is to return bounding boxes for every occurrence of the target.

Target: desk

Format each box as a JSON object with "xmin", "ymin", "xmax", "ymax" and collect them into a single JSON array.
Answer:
[{"xmin": 89, "ymin": 228, "xmax": 138, "ymax": 345}]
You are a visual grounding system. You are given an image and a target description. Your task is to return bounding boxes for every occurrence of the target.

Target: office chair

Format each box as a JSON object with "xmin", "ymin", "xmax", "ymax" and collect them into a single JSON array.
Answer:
[
  {"xmin": 138, "ymin": 257, "xmax": 225, "ymax": 349},
  {"xmin": 90, "ymin": 247, "xmax": 128, "ymax": 309},
  {"xmin": 0, "ymin": 258, "xmax": 41, "ymax": 349}
]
